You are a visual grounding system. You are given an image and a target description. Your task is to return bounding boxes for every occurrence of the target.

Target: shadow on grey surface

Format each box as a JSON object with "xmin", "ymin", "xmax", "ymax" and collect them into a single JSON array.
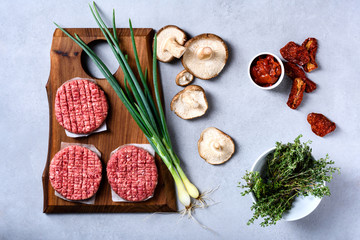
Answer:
[
  {"xmin": 287, "ymin": 172, "xmax": 345, "ymax": 233},
  {"xmin": 273, "ymin": 74, "xmax": 291, "ymax": 96}
]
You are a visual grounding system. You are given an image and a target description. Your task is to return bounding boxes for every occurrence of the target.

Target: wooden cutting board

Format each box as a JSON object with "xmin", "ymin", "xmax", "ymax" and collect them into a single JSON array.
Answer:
[{"xmin": 42, "ymin": 28, "xmax": 177, "ymax": 213}]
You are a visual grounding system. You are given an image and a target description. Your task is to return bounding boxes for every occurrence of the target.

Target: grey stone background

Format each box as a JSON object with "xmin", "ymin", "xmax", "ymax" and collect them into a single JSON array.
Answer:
[{"xmin": 1, "ymin": 0, "xmax": 359, "ymax": 239}]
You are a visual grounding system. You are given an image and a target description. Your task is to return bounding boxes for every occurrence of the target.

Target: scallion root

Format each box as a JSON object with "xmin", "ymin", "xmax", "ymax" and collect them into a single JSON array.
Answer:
[
  {"xmin": 193, "ymin": 186, "xmax": 220, "ymax": 209},
  {"xmin": 178, "ymin": 203, "xmax": 214, "ymax": 232}
]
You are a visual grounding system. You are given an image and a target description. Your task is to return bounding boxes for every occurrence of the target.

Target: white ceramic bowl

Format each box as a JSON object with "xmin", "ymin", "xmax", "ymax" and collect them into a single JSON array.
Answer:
[
  {"xmin": 250, "ymin": 147, "xmax": 322, "ymax": 221},
  {"xmin": 248, "ymin": 52, "xmax": 285, "ymax": 90}
]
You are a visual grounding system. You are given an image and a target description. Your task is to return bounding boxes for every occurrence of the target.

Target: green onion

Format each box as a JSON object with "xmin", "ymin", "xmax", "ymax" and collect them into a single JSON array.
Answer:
[{"xmin": 54, "ymin": 2, "xmax": 199, "ymax": 208}]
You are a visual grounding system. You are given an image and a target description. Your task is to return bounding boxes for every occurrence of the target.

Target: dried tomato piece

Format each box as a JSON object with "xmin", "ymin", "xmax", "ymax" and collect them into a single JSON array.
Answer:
[
  {"xmin": 303, "ymin": 78, "xmax": 317, "ymax": 93},
  {"xmin": 287, "ymin": 78, "xmax": 306, "ymax": 109},
  {"xmin": 280, "ymin": 41, "xmax": 310, "ymax": 66},
  {"xmin": 307, "ymin": 113, "xmax": 336, "ymax": 137},
  {"xmin": 284, "ymin": 62, "xmax": 305, "ymax": 79},
  {"xmin": 284, "ymin": 62, "xmax": 316, "ymax": 93},
  {"xmin": 302, "ymin": 38, "xmax": 318, "ymax": 72}
]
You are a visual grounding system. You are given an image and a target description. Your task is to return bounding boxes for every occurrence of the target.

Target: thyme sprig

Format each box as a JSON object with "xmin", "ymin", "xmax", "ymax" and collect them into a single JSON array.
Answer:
[{"xmin": 239, "ymin": 135, "xmax": 340, "ymax": 227}]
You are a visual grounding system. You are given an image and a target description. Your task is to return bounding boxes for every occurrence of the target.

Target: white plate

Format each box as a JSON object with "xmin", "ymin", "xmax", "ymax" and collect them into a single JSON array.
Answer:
[{"xmin": 250, "ymin": 147, "xmax": 322, "ymax": 221}]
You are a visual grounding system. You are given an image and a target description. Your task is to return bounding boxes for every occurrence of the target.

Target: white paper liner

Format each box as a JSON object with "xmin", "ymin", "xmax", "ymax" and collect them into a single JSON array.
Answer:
[
  {"xmin": 65, "ymin": 122, "xmax": 107, "ymax": 138},
  {"xmin": 53, "ymin": 142, "xmax": 102, "ymax": 204},
  {"xmin": 109, "ymin": 144, "xmax": 157, "ymax": 202},
  {"xmin": 56, "ymin": 77, "xmax": 108, "ymax": 138},
  {"xmin": 55, "ymin": 191, "xmax": 96, "ymax": 205}
]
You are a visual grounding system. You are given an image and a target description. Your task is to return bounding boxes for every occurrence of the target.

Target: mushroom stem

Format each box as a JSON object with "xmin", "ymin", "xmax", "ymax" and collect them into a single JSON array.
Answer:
[
  {"xmin": 180, "ymin": 76, "xmax": 187, "ymax": 82},
  {"xmin": 181, "ymin": 93, "xmax": 200, "ymax": 108},
  {"xmin": 196, "ymin": 47, "xmax": 213, "ymax": 60},
  {"xmin": 213, "ymin": 142, "xmax": 222, "ymax": 150},
  {"xmin": 192, "ymin": 101, "xmax": 200, "ymax": 108},
  {"xmin": 163, "ymin": 38, "xmax": 186, "ymax": 58}
]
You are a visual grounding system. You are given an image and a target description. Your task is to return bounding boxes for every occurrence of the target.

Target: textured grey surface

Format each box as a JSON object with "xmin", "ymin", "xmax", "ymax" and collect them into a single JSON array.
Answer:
[{"xmin": 1, "ymin": 0, "xmax": 359, "ymax": 239}]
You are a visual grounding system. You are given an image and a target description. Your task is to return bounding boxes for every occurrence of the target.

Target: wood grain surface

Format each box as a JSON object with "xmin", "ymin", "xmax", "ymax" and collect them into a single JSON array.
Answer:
[{"xmin": 42, "ymin": 28, "xmax": 177, "ymax": 213}]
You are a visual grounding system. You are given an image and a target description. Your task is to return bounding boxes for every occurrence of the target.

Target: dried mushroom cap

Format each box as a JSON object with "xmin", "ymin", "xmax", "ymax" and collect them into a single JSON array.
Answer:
[
  {"xmin": 181, "ymin": 33, "xmax": 228, "ymax": 80},
  {"xmin": 198, "ymin": 127, "xmax": 235, "ymax": 165},
  {"xmin": 176, "ymin": 69, "xmax": 194, "ymax": 86},
  {"xmin": 170, "ymin": 85, "xmax": 208, "ymax": 119},
  {"xmin": 156, "ymin": 25, "xmax": 187, "ymax": 62}
]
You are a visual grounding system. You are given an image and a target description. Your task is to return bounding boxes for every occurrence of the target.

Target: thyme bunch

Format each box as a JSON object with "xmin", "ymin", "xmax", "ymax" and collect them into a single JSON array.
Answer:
[{"xmin": 239, "ymin": 135, "xmax": 340, "ymax": 227}]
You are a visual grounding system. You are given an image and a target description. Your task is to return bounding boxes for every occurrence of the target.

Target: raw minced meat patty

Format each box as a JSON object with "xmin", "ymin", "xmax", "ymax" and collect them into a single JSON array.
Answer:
[
  {"xmin": 107, "ymin": 145, "xmax": 158, "ymax": 201},
  {"xmin": 49, "ymin": 145, "xmax": 102, "ymax": 200},
  {"xmin": 54, "ymin": 78, "xmax": 108, "ymax": 134}
]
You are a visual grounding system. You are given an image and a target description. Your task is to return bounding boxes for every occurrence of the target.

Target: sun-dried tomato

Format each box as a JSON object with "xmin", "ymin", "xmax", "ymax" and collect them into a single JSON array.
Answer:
[
  {"xmin": 303, "ymin": 78, "xmax": 317, "ymax": 93},
  {"xmin": 284, "ymin": 62, "xmax": 305, "ymax": 79},
  {"xmin": 302, "ymin": 38, "xmax": 318, "ymax": 72},
  {"xmin": 287, "ymin": 78, "xmax": 306, "ymax": 109},
  {"xmin": 284, "ymin": 62, "xmax": 316, "ymax": 93},
  {"xmin": 307, "ymin": 113, "xmax": 336, "ymax": 137},
  {"xmin": 280, "ymin": 41, "xmax": 310, "ymax": 66}
]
